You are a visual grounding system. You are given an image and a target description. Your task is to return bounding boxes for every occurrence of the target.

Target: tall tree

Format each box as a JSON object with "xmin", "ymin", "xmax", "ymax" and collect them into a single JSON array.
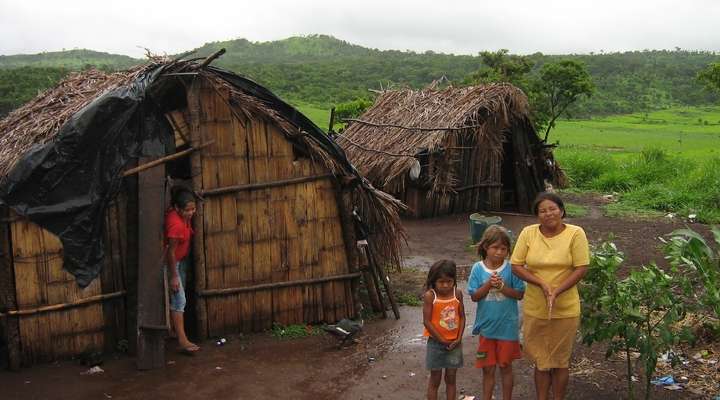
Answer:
[
  {"xmin": 531, "ymin": 60, "xmax": 594, "ymax": 142},
  {"xmin": 466, "ymin": 49, "xmax": 534, "ymax": 89}
]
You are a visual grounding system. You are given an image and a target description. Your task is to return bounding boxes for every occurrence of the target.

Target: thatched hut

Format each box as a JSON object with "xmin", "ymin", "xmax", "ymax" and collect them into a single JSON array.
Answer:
[
  {"xmin": 338, "ymin": 84, "xmax": 563, "ymax": 217},
  {"xmin": 0, "ymin": 54, "xmax": 404, "ymax": 368}
]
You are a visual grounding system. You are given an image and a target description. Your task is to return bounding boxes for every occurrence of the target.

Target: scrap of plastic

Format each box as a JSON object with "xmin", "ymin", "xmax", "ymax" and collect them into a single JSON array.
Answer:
[{"xmin": 650, "ymin": 375, "xmax": 675, "ymax": 386}]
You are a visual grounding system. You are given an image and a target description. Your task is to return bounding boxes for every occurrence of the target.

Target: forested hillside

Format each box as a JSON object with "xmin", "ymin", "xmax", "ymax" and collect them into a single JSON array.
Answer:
[{"xmin": 1, "ymin": 35, "xmax": 718, "ymax": 117}]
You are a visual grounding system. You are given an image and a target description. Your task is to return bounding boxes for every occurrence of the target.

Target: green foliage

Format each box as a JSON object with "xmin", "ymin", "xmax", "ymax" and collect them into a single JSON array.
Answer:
[
  {"xmin": 270, "ymin": 323, "xmax": 321, "ymax": 339},
  {"xmin": 396, "ymin": 292, "xmax": 422, "ymax": 307},
  {"xmin": 662, "ymin": 227, "xmax": 720, "ymax": 321},
  {"xmin": 697, "ymin": 62, "xmax": 720, "ymax": 93},
  {"xmin": 0, "ymin": 67, "xmax": 72, "ymax": 115},
  {"xmin": 531, "ymin": 60, "xmax": 595, "ymax": 141},
  {"xmin": 564, "ymin": 202, "xmax": 589, "ymax": 218},
  {"xmin": 581, "ymin": 241, "xmax": 693, "ymax": 400},
  {"xmin": 465, "ymin": 49, "xmax": 534, "ymax": 88},
  {"xmin": 333, "ymin": 98, "xmax": 373, "ymax": 130}
]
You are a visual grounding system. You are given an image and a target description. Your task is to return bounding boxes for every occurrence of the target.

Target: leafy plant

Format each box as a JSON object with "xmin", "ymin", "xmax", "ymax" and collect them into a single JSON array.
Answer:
[
  {"xmin": 270, "ymin": 323, "xmax": 321, "ymax": 339},
  {"xmin": 581, "ymin": 241, "xmax": 693, "ymax": 400},
  {"xmin": 662, "ymin": 227, "xmax": 720, "ymax": 323},
  {"xmin": 396, "ymin": 292, "xmax": 422, "ymax": 307}
]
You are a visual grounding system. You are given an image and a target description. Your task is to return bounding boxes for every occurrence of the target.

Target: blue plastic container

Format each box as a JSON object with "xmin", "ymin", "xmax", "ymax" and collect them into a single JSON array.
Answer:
[{"xmin": 469, "ymin": 213, "xmax": 502, "ymax": 243}]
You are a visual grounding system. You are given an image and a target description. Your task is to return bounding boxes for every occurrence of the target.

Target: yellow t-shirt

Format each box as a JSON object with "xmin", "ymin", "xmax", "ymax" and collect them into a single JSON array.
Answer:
[{"xmin": 510, "ymin": 223, "xmax": 590, "ymax": 319}]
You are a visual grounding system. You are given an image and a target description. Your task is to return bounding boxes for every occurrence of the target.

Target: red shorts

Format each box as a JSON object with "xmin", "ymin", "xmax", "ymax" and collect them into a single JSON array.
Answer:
[{"xmin": 475, "ymin": 336, "xmax": 522, "ymax": 368}]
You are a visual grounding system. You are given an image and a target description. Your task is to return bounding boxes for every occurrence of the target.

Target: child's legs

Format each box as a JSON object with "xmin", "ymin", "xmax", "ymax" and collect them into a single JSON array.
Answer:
[
  {"xmin": 444, "ymin": 368, "xmax": 457, "ymax": 400},
  {"xmin": 427, "ymin": 370, "xmax": 443, "ymax": 400},
  {"xmin": 495, "ymin": 339, "xmax": 520, "ymax": 400},
  {"xmin": 481, "ymin": 366, "xmax": 496, "ymax": 400},
  {"xmin": 499, "ymin": 364, "xmax": 514, "ymax": 400}
]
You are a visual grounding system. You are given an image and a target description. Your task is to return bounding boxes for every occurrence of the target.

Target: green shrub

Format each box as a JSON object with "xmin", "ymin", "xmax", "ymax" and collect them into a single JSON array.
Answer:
[{"xmin": 557, "ymin": 149, "xmax": 616, "ymax": 188}]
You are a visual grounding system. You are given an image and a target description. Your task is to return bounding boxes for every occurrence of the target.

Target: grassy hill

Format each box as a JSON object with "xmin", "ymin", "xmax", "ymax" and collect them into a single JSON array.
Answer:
[{"xmin": 1, "ymin": 35, "xmax": 719, "ymax": 118}]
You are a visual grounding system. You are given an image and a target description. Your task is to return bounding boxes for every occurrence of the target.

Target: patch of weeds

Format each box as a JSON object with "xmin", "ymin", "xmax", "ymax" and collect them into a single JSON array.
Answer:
[
  {"xmin": 603, "ymin": 202, "xmax": 664, "ymax": 220},
  {"xmin": 270, "ymin": 323, "xmax": 321, "ymax": 339},
  {"xmin": 564, "ymin": 202, "xmax": 589, "ymax": 218},
  {"xmin": 396, "ymin": 292, "xmax": 422, "ymax": 307}
]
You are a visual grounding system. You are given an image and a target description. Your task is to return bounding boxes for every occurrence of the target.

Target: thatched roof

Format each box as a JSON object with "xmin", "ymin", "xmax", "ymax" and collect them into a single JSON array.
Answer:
[
  {"xmin": 338, "ymin": 83, "xmax": 533, "ymax": 193},
  {"xmin": 0, "ymin": 67, "xmax": 149, "ymax": 177},
  {"xmin": 0, "ymin": 57, "xmax": 405, "ymax": 285}
]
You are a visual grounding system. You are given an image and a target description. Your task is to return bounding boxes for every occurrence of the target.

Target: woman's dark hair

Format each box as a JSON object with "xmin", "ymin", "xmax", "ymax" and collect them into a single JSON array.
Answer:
[
  {"xmin": 425, "ymin": 259, "xmax": 457, "ymax": 290},
  {"xmin": 170, "ymin": 185, "xmax": 196, "ymax": 209},
  {"xmin": 532, "ymin": 192, "xmax": 566, "ymax": 218},
  {"xmin": 477, "ymin": 225, "xmax": 512, "ymax": 258}
]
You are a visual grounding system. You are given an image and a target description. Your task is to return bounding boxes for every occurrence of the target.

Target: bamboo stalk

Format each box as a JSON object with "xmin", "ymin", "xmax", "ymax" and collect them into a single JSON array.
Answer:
[
  {"xmin": 0, "ymin": 291, "xmax": 126, "ymax": 317},
  {"xmin": 201, "ymin": 174, "xmax": 334, "ymax": 197},
  {"xmin": 454, "ymin": 182, "xmax": 503, "ymax": 192},
  {"xmin": 198, "ymin": 273, "xmax": 361, "ymax": 297},
  {"xmin": 121, "ymin": 141, "xmax": 214, "ymax": 177}
]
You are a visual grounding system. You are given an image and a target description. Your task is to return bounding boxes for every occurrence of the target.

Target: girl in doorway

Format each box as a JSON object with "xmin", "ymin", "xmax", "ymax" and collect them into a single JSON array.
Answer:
[
  {"xmin": 467, "ymin": 225, "xmax": 525, "ymax": 400},
  {"xmin": 165, "ymin": 185, "xmax": 198, "ymax": 354},
  {"xmin": 423, "ymin": 259, "xmax": 465, "ymax": 400}
]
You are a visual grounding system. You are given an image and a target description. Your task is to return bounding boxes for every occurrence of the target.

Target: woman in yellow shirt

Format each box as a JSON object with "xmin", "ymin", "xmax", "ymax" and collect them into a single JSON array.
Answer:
[{"xmin": 511, "ymin": 192, "xmax": 589, "ymax": 400}]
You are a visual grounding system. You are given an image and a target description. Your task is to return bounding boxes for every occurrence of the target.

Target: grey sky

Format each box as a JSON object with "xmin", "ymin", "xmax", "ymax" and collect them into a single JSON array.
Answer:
[{"xmin": 1, "ymin": 0, "xmax": 718, "ymax": 58}]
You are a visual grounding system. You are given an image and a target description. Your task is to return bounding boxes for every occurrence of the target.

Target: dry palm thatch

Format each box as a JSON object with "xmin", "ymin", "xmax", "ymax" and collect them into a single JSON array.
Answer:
[
  {"xmin": 0, "ymin": 57, "xmax": 405, "ymax": 270},
  {"xmin": 338, "ymin": 83, "xmax": 532, "ymax": 195}
]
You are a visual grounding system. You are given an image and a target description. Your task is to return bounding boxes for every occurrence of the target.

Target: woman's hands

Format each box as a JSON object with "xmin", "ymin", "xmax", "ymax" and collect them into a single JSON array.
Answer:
[{"xmin": 543, "ymin": 283, "xmax": 557, "ymax": 318}]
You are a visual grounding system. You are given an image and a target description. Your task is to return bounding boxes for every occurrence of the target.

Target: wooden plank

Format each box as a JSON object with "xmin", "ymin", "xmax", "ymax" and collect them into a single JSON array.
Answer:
[
  {"xmin": 0, "ymin": 206, "xmax": 21, "ymax": 370},
  {"xmin": 135, "ymin": 158, "xmax": 166, "ymax": 370},
  {"xmin": 124, "ymin": 172, "xmax": 140, "ymax": 355}
]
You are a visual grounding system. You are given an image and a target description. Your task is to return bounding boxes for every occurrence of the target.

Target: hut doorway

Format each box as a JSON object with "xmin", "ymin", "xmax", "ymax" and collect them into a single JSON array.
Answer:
[
  {"xmin": 501, "ymin": 134, "xmax": 518, "ymax": 211},
  {"xmin": 164, "ymin": 146, "xmax": 198, "ymax": 340}
]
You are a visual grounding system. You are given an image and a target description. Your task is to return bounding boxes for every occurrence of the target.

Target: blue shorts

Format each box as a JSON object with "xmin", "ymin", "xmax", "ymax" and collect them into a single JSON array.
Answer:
[{"xmin": 167, "ymin": 259, "xmax": 188, "ymax": 312}]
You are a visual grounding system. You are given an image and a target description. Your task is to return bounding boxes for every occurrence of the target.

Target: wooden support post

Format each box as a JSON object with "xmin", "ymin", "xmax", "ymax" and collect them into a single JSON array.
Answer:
[
  {"xmin": 135, "ymin": 158, "xmax": 166, "ymax": 370},
  {"xmin": 361, "ymin": 243, "xmax": 387, "ymax": 318},
  {"xmin": 187, "ymin": 79, "xmax": 208, "ymax": 340},
  {"xmin": 0, "ymin": 206, "xmax": 21, "ymax": 370},
  {"xmin": 333, "ymin": 184, "xmax": 363, "ymax": 318}
]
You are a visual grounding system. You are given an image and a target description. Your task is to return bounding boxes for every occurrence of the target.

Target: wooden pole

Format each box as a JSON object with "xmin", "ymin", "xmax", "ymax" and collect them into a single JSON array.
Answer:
[
  {"xmin": 198, "ymin": 273, "xmax": 362, "ymax": 297},
  {"xmin": 200, "ymin": 174, "xmax": 334, "ymax": 197},
  {"xmin": 187, "ymin": 78, "xmax": 209, "ymax": 340},
  {"xmin": 121, "ymin": 141, "xmax": 213, "ymax": 177},
  {"xmin": 367, "ymin": 242, "xmax": 400, "ymax": 320},
  {"xmin": 361, "ymin": 243, "xmax": 387, "ymax": 318},
  {"xmin": 135, "ymin": 157, "xmax": 166, "ymax": 371},
  {"xmin": 0, "ymin": 291, "xmax": 126, "ymax": 317}
]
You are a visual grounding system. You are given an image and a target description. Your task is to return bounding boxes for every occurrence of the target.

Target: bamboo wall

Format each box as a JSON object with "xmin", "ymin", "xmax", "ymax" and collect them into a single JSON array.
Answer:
[
  {"xmin": 189, "ymin": 79, "xmax": 354, "ymax": 337},
  {"xmin": 0, "ymin": 196, "xmax": 127, "ymax": 365}
]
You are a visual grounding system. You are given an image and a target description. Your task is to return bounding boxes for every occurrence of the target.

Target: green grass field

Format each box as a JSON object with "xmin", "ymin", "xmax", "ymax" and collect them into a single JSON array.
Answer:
[
  {"xmin": 552, "ymin": 106, "xmax": 720, "ymax": 160},
  {"xmin": 293, "ymin": 102, "xmax": 331, "ymax": 130}
]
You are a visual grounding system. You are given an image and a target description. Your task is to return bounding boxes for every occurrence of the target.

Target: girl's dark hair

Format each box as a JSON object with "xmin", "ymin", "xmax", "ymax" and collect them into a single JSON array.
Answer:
[
  {"xmin": 532, "ymin": 192, "xmax": 566, "ymax": 218},
  {"xmin": 425, "ymin": 259, "xmax": 457, "ymax": 290},
  {"xmin": 171, "ymin": 185, "xmax": 196, "ymax": 209},
  {"xmin": 477, "ymin": 225, "xmax": 512, "ymax": 258}
]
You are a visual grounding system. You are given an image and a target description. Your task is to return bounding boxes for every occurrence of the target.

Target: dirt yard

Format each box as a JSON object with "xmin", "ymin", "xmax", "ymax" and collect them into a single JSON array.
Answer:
[{"xmin": 2, "ymin": 192, "xmax": 717, "ymax": 399}]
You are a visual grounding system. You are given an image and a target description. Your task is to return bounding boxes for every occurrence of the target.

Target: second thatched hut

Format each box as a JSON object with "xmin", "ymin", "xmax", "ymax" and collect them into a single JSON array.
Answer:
[{"xmin": 337, "ymin": 83, "xmax": 564, "ymax": 217}]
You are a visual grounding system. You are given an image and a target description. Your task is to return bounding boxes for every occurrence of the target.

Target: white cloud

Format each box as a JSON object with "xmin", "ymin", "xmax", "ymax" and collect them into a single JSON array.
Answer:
[{"xmin": 0, "ymin": 0, "xmax": 718, "ymax": 57}]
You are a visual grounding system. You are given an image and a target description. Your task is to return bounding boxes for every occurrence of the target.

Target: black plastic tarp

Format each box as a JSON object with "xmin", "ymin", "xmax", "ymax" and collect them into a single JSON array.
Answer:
[
  {"xmin": 0, "ymin": 65, "xmax": 173, "ymax": 288},
  {"xmin": 0, "ymin": 63, "xmax": 364, "ymax": 289}
]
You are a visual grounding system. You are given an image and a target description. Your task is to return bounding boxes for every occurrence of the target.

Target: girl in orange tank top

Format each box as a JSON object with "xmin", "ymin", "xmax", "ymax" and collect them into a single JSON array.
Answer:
[{"xmin": 423, "ymin": 260, "xmax": 465, "ymax": 400}]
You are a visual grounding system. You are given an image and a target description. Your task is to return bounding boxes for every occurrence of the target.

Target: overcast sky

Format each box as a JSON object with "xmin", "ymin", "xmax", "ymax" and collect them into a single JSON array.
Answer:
[{"xmin": 1, "ymin": 0, "xmax": 718, "ymax": 58}]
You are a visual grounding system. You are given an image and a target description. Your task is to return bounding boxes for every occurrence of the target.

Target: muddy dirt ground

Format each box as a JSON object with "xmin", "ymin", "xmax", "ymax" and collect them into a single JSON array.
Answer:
[{"xmin": 2, "ymin": 192, "xmax": 717, "ymax": 399}]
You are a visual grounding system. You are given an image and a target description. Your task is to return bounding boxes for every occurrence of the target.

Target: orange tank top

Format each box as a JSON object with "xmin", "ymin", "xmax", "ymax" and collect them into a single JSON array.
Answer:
[{"xmin": 423, "ymin": 289, "xmax": 461, "ymax": 341}]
